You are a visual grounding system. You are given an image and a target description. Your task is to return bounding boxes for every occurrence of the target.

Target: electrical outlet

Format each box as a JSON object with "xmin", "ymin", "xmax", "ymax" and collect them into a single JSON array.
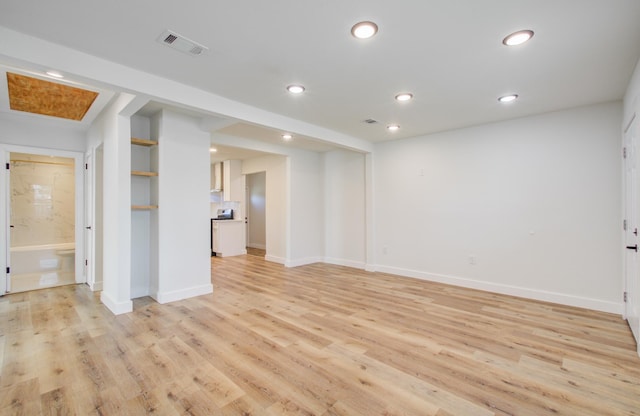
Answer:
[
  {"xmin": 383, "ymin": 245, "xmax": 388, "ymax": 255},
  {"xmin": 468, "ymin": 255, "xmax": 477, "ymax": 265}
]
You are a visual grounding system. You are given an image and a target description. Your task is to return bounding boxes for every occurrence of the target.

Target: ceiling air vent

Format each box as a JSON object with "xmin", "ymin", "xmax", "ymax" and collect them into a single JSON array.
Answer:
[
  {"xmin": 156, "ymin": 30, "xmax": 208, "ymax": 56},
  {"xmin": 364, "ymin": 119, "xmax": 378, "ymax": 124},
  {"xmin": 164, "ymin": 34, "xmax": 178, "ymax": 44}
]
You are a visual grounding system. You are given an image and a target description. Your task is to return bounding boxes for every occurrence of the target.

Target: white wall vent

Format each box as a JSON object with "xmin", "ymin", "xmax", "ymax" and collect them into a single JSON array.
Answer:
[{"xmin": 156, "ymin": 30, "xmax": 208, "ymax": 56}]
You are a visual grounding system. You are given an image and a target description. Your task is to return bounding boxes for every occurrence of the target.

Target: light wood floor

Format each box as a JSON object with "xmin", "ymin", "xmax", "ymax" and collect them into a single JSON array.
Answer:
[
  {"xmin": 0, "ymin": 255, "xmax": 639, "ymax": 415},
  {"xmin": 246, "ymin": 247, "xmax": 266, "ymax": 257}
]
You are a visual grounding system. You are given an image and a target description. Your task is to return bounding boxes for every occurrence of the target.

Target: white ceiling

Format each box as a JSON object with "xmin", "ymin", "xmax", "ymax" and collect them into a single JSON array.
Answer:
[{"xmin": 1, "ymin": 1, "xmax": 639, "ymax": 149}]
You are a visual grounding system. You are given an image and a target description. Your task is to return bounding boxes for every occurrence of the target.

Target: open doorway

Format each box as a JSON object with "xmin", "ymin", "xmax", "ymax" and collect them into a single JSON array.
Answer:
[
  {"xmin": 246, "ymin": 171, "xmax": 266, "ymax": 257},
  {"xmin": 7, "ymin": 151, "xmax": 79, "ymax": 293}
]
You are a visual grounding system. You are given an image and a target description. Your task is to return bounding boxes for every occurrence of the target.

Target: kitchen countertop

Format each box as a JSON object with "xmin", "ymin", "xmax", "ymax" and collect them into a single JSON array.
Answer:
[{"xmin": 211, "ymin": 218, "xmax": 243, "ymax": 222}]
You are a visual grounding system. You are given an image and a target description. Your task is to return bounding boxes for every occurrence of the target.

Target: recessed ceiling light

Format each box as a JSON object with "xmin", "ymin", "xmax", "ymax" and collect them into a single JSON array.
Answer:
[
  {"xmin": 498, "ymin": 94, "xmax": 519, "ymax": 103},
  {"xmin": 387, "ymin": 124, "xmax": 400, "ymax": 131},
  {"xmin": 502, "ymin": 30, "xmax": 534, "ymax": 46},
  {"xmin": 351, "ymin": 21, "xmax": 378, "ymax": 39},
  {"xmin": 45, "ymin": 70, "xmax": 64, "ymax": 79},
  {"xmin": 395, "ymin": 93, "xmax": 413, "ymax": 102},
  {"xmin": 287, "ymin": 85, "xmax": 305, "ymax": 94},
  {"xmin": 282, "ymin": 133, "xmax": 293, "ymax": 141},
  {"xmin": 209, "ymin": 147, "xmax": 217, "ymax": 153}
]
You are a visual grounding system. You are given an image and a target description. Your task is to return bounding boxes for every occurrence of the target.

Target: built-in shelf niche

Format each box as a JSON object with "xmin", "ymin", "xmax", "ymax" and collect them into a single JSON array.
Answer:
[
  {"xmin": 130, "ymin": 114, "xmax": 159, "ymax": 301},
  {"xmin": 131, "ymin": 205, "xmax": 159, "ymax": 210},
  {"xmin": 131, "ymin": 170, "xmax": 158, "ymax": 177},
  {"xmin": 131, "ymin": 137, "xmax": 158, "ymax": 147},
  {"xmin": 131, "ymin": 136, "xmax": 158, "ymax": 209}
]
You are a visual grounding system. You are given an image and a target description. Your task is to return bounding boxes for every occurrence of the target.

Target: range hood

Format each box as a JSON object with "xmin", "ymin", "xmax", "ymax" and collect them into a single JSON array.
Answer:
[{"xmin": 211, "ymin": 162, "xmax": 223, "ymax": 192}]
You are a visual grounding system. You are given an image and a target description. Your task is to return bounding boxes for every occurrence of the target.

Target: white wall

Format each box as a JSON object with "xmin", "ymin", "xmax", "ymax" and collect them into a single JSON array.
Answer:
[
  {"xmin": 374, "ymin": 101, "xmax": 623, "ymax": 313},
  {"xmin": 324, "ymin": 149, "xmax": 367, "ymax": 268},
  {"xmin": 243, "ymin": 155, "xmax": 288, "ymax": 263},
  {"xmin": 624, "ymin": 57, "xmax": 640, "ymax": 125},
  {"xmin": 288, "ymin": 151, "xmax": 324, "ymax": 266},
  {"xmin": 0, "ymin": 114, "xmax": 86, "ymax": 152},
  {"xmin": 154, "ymin": 109, "xmax": 212, "ymax": 303},
  {"xmin": 96, "ymin": 94, "xmax": 135, "ymax": 314}
]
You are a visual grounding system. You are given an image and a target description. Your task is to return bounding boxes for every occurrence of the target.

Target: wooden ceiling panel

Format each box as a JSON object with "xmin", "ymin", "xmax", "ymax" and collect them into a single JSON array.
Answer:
[{"xmin": 7, "ymin": 72, "xmax": 98, "ymax": 121}]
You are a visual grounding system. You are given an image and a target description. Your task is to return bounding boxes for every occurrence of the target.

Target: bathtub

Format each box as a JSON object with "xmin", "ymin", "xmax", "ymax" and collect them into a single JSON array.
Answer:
[{"xmin": 10, "ymin": 242, "xmax": 75, "ymax": 275}]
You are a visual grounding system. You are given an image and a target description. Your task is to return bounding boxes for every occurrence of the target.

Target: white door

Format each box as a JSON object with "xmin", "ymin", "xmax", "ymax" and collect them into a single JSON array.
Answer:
[
  {"xmin": 2, "ymin": 151, "xmax": 9, "ymax": 294},
  {"xmin": 624, "ymin": 113, "xmax": 640, "ymax": 351},
  {"xmin": 84, "ymin": 152, "xmax": 94, "ymax": 288}
]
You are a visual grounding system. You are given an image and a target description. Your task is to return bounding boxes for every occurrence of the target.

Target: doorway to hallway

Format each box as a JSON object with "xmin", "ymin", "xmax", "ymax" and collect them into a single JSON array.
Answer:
[{"xmin": 245, "ymin": 171, "xmax": 266, "ymax": 255}]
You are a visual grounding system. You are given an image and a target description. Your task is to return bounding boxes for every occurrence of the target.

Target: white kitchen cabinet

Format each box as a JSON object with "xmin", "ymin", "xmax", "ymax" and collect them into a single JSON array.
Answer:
[
  {"xmin": 211, "ymin": 219, "xmax": 246, "ymax": 257},
  {"xmin": 211, "ymin": 162, "xmax": 222, "ymax": 192}
]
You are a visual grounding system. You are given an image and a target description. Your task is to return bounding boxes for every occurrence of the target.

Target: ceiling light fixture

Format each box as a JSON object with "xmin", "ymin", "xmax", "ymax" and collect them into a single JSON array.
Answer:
[
  {"xmin": 287, "ymin": 85, "xmax": 305, "ymax": 94},
  {"xmin": 351, "ymin": 21, "xmax": 378, "ymax": 39},
  {"xmin": 502, "ymin": 30, "xmax": 534, "ymax": 46},
  {"xmin": 395, "ymin": 93, "xmax": 413, "ymax": 102},
  {"xmin": 209, "ymin": 147, "xmax": 217, "ymax": 153},
  {"xmin": 45, "ymin": 70, "xmax": 64, "ymax": 79},
  {"xmin": 387, "ymin": 124, "xmax": 400, "ymax": 131},
  {"xmin": 498, "ymin": 94, "xmax": 519, "ymax": 103},
  {"xmin": 282, "ymin": 133, "xmax": 293, "ymax": 141}
]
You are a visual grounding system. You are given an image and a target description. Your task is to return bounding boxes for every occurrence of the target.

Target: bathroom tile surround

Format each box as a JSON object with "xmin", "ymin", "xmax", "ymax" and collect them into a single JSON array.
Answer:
[{"xmin": 10, "ymin": 152, "xmax": 75, "ymax": 247}]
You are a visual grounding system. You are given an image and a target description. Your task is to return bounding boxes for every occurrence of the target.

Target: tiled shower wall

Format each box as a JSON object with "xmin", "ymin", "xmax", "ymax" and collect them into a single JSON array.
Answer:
[{"xmin": 10, "ymin": 152, "xmax": 75, "ymax": 247}]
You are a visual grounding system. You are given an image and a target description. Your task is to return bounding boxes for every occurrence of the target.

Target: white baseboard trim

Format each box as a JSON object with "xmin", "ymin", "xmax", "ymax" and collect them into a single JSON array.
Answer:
[
  {"xmin": 100, "ymin": 291, "xmax": 133, "ymax": 315},
  {"xmin": 364, "ymin": 264, "xmax": 377, "ymax": 272},
  {"xmin": 247, "ymin": 243, "xmax": 266, "ymax": 250},
  {"xmin": 88, "ymin": 280, "xmax": 103, "ymax": 292},
  {"xmin": 265, "ymin": 255, "xmax": 286, "ymax": 265},
  {"xmin": 375, "ymin": 265, "xmax": 623, "ymax": 315},
  {"xmin": 324, "ymin": 257, "xmax": 366, "ymax": 270},
  {"xmin": 217, "ymin": 249, "xmax": 247, "ymax": 257},
  {"xmin": 152, "ymin": 283, "xmax": 213, "ymax": 304},
  {"xmin": 285, "ymin": 257, "xmax": 323, "ymax": 268}
]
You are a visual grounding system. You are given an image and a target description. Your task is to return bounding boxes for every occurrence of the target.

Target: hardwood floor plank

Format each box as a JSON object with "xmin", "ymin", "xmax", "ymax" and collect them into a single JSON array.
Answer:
[
  {"xmin": 40, "ymin": 387, "xmax": 75, "ymax": 416},
  {"xmin": 0, "ymin": 254, "xmax": 638, "ymax": 415},
  {"xmin": 327, "ymin": 342, "xmax": 492, "ymax": 416},
  {"xmin": 220, "ymin": 395, "xmax": 265, "ymax": 416},
  {"xmin": 189, "ymin": 364, "xmax": 245, "ymax": 409},
  {"xmin": 0, "ymin": 378, "xmax": 41, "ymax": 415},
  {"xmin": 127, "ymin": 389, "xmax": 180, "ymax": 416}
]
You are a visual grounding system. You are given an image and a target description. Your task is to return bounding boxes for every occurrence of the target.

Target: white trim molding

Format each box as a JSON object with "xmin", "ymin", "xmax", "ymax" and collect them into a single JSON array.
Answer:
[
  {"xmin": 324, "ymin": 257, "xmax": 366, "ymax": 270},
  {"xmin": 375, "ymin": 264, "xmax": 623, "ymax": 315},
  {"xmin": 152, "ymin": 283, "xmax": 213, "ymax": 304},
  {"xmin": 285, "ymin": 256, "xmax": 323, "ymax": 268},
  {"xmin": 100, "ymin": 291, "xmax": 133, "ymax": 315}
]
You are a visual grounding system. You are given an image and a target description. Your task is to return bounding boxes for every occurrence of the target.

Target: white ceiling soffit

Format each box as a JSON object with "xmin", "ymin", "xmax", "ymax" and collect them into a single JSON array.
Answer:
[
  {"xmin": 209, "ymin": 144, "xmax": 272, "ymax": 163},
  {"xmin": 217, "ymin": 122, "xmax": 341, "ymax": 153}
]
